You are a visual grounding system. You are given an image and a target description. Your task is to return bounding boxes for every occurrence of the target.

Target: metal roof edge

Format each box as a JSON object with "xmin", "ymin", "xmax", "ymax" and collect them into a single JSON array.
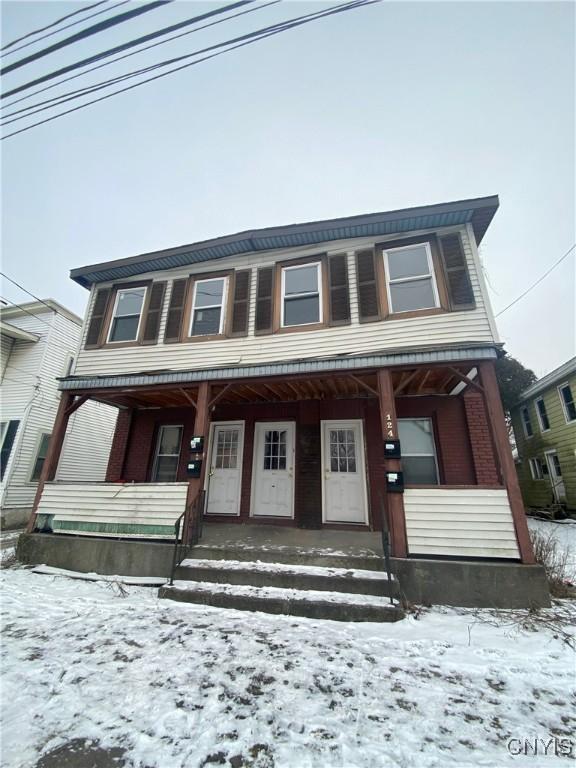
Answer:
[{"xmin": 59, "ymin": 345, "xmax": 498, "ymax": 391}]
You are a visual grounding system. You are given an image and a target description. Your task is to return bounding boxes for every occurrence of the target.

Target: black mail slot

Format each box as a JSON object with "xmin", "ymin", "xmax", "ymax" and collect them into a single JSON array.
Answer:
[
  {"xmin": 187, "ymin": 460, "xmax": 203, "ymax": 478},
  {"xmin": 384, "ymin": 439, "xmax": 401, "ymax": 458},
  {"xmin": 386, "ymin": 471, "xmax": 404, "ymax": 493}
]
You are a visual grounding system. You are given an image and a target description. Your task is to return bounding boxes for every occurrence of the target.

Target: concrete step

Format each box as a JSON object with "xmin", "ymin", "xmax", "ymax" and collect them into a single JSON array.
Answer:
[
  {"xmin": 187, "ymin": 543, "xmax": 384, "ymax": 571},
  {"xmin": 175, "ymin": 558, "xmax": 399, "ymax": 597},
  {"xmin": 159, "ymin": 580, "xmax": 404, "ymax": 622}
]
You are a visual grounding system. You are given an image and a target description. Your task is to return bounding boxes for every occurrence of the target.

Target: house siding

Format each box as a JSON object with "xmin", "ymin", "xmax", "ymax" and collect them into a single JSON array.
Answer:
[
  {"xmin": 512, "ymin": 369, "xmax": 576, "ymax": 510},
  {"xmin": 73, "ymin": 226, "xmax": 495, "ymax": 379}
]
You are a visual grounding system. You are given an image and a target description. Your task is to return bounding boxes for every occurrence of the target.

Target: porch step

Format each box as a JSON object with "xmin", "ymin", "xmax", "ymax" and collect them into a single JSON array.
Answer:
[
  {"xmin": 175, "ymin": 558, "xmax": 399, "ymax": 597},
  {"xmin": 186, "ymin": 543, "xmax": 384, "ymax": 571},
  {"xmin": 159, "ymin": 580, "xmax": 404, "ymax": 623}
]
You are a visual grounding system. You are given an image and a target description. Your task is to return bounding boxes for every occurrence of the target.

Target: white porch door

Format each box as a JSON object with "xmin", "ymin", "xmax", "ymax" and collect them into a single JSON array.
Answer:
[
  {"xmin": 251, "ymin": 422, "xmax": 295, "ymax": 518},
  {"xmin": 322, "ymin": 420, "xmax": 368, "ymax": 524},
  {"xmin": 545, "ymin": 450, "xmax": 566, "ymax": 502},
  {"xmin": 205, "ymin": 423, "xmax": 244, "ymax": 516}
]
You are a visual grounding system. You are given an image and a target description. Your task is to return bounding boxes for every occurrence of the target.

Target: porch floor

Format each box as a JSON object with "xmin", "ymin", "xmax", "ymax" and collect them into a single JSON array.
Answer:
[{"xmin": 197, "ymin": 523, "xmax": 384, "ymax": 559}]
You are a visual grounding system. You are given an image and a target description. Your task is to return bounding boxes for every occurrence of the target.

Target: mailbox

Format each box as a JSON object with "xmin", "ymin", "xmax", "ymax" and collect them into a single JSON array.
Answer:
[
  {"xmin": 384, "ymin": 439, "xmax": 401, "ymax": 458},
  {"xmin": 189, "ymin": 436, "xmax": 204, "ymax": 453},
  {"xmin": 386, "ymin": 471, "xmax": 404, "ymax": 493},
  {"xmin": 187, "ymin": 460, "xmax": 203, "ymax": 478}
]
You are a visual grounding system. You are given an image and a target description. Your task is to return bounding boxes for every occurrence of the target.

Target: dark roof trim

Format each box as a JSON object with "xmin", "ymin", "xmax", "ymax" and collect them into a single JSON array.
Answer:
[
  {"xmin": 59, "ymin": 344, "xmax": 498, "ymax": 391},
  {"xmin": 71, "ymin": 195, "xmax": 499, "ymax": 288}
]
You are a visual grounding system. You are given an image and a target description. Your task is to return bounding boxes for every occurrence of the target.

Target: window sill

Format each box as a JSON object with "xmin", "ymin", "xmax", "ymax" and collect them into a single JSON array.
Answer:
[
  {"xmin": 100, "ymin": 340, "xmax": 143, "ymax": 350},
  {"xmin": 182, "ymin": 333, "xmax": 228, "ymax": 343},
  {"xmin": 275, "ymin": 322, "xmax": 326, "ymax": 334},
  {"xmin": 386, "ymin": 307, "xmax": 447, "ymax": 321}
]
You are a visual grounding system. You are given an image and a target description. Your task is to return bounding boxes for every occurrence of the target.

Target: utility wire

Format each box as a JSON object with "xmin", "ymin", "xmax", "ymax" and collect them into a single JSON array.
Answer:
[
  {"xmin": 2, "ymin": 0, "xmax": 377, "ymax": 137},
  {"xmin": 2, "ymin": 0, "xmax": 256, "ymax": 99},
  {"xmin": 3, "ymin": 0, "xmax": 280, "ymax": 110},
  {"xmin": 495, "ymin": 244, "xmax": 575, "ymax": 318},
  {"xmin": 0, "ymin": 297, "xmax": 89, "ymax": 357},
  {"xmin": 2, "ymin": 2, "xmax": 130, "ymax": 58},
  {"xmin": 1, "ymin": 0, "xmax": 111, "ymax": 52},
  {"xmin": 0, "ymin": 295, "xmax": 52, "ymax": 327},
  {"xmin": 1, "ymin": 271, "xmax": 69, "ymax": 317},
  {"xmin": 1, "ymin": 0, "xmax": 173, "ymax": 75}
]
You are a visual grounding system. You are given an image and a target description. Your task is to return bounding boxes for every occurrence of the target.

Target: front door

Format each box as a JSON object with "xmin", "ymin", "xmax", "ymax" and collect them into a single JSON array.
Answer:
[
  {"xmin": 205, "ymin": 422, "xmax": 244, "ymax": 516},
  {"xmin": 545, "ymin": 450, "xmax": 566, "ymax": 502},
  {"xmin": 251, "ymin": 422, "xmax": 295, "ymax": 518},
  {"xmin": 322, "ymin": 420, "xmax": 368, "ymax": 524}
]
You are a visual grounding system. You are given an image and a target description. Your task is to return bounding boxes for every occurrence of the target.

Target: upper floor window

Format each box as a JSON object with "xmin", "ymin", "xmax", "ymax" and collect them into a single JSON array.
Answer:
[
  {"xmin": 190, "ymin": 277, "xmax": 228, "ymax": 336},
  {"xmin": 558, "ymin": 383, "xmax": 576, "ymax": 423},
  {"xmin": 535, "ymin": 397, "xmax": 550, "ymax": 432},
  {"xmin": 398, "ymin": 418, "xmax": 439, "ymax": 484},
  {"xmin": 520, "ymin": 406, "xmax": 533, "ymax": 438},
  {"xmin": 108, "ymin": 287, "xmax": 146, "ymax": 343},
  {"xmin": 281, "ymin": 262, "xmax": 322, "ymax": 327},
  {"xmin": 383, "ymin": 243, "xmax": 440, "ymax": 314}
]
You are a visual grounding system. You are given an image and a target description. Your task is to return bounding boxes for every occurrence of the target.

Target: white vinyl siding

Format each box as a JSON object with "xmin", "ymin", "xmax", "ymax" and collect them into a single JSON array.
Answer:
[
  {"xmin": 74, "ymin": 226, "xmax": 496, "ymax": 378},
  {"xmin": 404, "ymin": 488, "xmax": 520, "ymax": 559}
]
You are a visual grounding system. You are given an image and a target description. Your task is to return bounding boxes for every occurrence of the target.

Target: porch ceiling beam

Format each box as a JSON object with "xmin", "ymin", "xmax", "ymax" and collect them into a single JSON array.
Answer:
[
  {"xmin": 349, "ymin": 374, "xmax": 379, "ymax": 398},
  {"xmin": 394, "ymin": 369, "xmax": 419, "ymax": 395},
  {"xmin": 208, "ymin": 383, "xmax": 233, "ymax": 409},
  {"xmin": 260, "ymin": 382, "xmax": 283, "ymax": 400},
  {"xmin": 446, "ymin": 366, "xmax": 484, "ymax": 394},
  {"xmin": 64, "ymin": 393, "xmax": 90, "ymax": 417},
  {"xmin": 417, "ymin": 370, "xmax": 432, "ymax": 393},
  {"xmin": 179, "ymin": 388, "xmax": 197, "ymax": 409},
  {"xmin": 242, "ymin": 384, "xmax": 268, "ymax": 401}
]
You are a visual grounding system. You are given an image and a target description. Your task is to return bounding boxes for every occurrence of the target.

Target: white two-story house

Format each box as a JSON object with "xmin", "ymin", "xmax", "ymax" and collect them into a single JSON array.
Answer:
[
  {"xmin": 1, "ymin": 300, "xmax": 117, "ymax": 529},
  {"xmin": 21, "ymin": 197, "xmax": 548, "ymax": 610}
]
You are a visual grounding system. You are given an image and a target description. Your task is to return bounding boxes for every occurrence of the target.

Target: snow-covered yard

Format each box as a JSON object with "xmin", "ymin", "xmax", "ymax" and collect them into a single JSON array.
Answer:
[{"xmin": 1, "ymin": 519, "xmax": 575, "ymax": 768}]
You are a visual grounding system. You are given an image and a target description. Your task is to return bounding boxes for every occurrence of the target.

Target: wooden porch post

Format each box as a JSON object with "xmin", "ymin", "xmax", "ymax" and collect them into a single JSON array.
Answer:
[
  {"xmin": 27, "ymin": 391, "xmax": 75, "ymax": 532},
  {"xmin": 478, "ymin": 360, "xmax": 535, "ymax": 564},
  {"xmin": 377, "ymin": 369, "xmax": 408, "ymax": 558},
  {"xmin": 186, "ymin": 381, "xmax": 211, "ymax": 508}
]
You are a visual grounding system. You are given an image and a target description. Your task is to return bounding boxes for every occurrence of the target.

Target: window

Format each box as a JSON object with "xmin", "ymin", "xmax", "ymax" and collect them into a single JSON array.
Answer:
[
  {"xmin": 215, "ymin": 429, "xmax": 239, "ymax": 469},
  {"xmin": 30, "ymin": 433, "xmax": 51, "ymax": 482},
  {"xmin": 0, "ymin": 422, "xmax": 7, "ymax": 447},
  {"xmin": 398, "ymin": 418, "xmax": 439, "ymax": 484},
  {"xmin": 108, "ymin": 287, "xmax": 146, "ymax": 343},
  {"xmin": 558, "ymin": 383, "xmax": 576, "ymax": 423},
  {"xmin": 152, "ymin": 425, "xmax": 183, "ymax": 481},
  {"xmin": 529, "ymin": 458, "xmax": 544, "ymax": 480},
  {"xmin": 535, "ymin": 398, "xmax": 550, "ymax": 432},
  {"xmin": 263, "ymin": 430, "xmax": 287, "ymax": 470},
  {"xmin": 329, "ymin": 429, "xmax": 357, "ymax": 473},
  {"xmin": 190, "ymin": 277, "xmax": 228, "ymax": 336},
  {"xmin": 520, "ymin": 406, "xmax": 533, "ymax": 438},
  {"xmin": 383, "ymin": 243, "xmax": 440, "ymax": 314},
  {"xmin": 281, "ymin": 262, "xmax": 322, "ymax": 327}
]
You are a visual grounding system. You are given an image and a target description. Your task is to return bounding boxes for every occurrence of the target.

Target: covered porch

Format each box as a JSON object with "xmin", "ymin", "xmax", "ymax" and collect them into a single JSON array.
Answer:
[{"xmin": 28, "ymin": 350, "xmax": 535, "ymax": 566}]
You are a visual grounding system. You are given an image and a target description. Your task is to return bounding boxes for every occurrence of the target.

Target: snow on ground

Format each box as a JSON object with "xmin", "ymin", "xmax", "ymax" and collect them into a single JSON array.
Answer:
[
  {"xmin": 1, "ymin": 564, "xmax": 575, "ymax": 768},
  {"xmin": 527, "ymin": 517, "xmax": 576, "ymax": 580}
]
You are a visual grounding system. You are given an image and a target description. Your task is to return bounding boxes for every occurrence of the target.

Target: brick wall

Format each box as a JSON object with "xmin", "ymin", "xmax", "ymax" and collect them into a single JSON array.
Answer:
[{"xmin": 463, "ymin": 390, "xmax": 501, "ymax": 485}]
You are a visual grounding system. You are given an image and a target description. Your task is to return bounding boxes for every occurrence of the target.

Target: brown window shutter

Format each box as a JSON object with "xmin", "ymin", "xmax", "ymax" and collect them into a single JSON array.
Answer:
[
  {"xmin": 164, "ymin": 278, "xmax": 188, "ymax": 343},
  {"xmin": 356, "ymin": 249, "xmax": 381, "ymax": 322},
  {"xmin": 255, "ymin": 266, "xmax": 275, "ymax": 335},
  {"xmin": 439, "ymin": 233, "xmax": 476, "ymax": 310},
  {"xmin": 230, "ymin": 270, "xmax": 251, "ymax": 337},
  {"xmin": 85, "ymin": 287, "xmax": 111, "ymax": 349},
  {"xmin": 141, "ymin": 281, "xmax": 166, "ymax": 345},
  {"xmin": 328, "ymin": 254, "xmax": 351, "ymax": 325}
]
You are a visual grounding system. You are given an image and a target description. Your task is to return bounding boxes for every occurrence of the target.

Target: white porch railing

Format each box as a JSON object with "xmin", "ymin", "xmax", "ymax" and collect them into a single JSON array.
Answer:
[
  {"xmin": 404, "ymin": 487, "xmax": 520, "ymax": 559},
  {"xmin": 36, "ymin": 482, "xmax": 189, "ymax": 539}
]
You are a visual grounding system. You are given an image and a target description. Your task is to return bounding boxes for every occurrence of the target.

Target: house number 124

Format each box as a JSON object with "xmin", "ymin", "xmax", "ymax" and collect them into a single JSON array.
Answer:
[{"xmin": 386, "ymin": 413, "xmax": 395, "ymax": 438}]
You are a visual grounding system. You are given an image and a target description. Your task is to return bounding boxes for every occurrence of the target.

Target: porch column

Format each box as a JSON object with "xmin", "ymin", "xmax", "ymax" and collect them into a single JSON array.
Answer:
[
  {"xmin": 27, "ymin": 391, "xmax": 76, "ymax": 532},
  {"xmin": 186, "ymin": 381, "xmax": 211, "ymax": 506},
  {"xmin": 377, "ymin": 369, "xmax": 408, "ymax": 558},
  {"xmin": 478, "ymin": 360, "xmax": 535, "ymax": 564},
  {"xmin": 105, "ymin": 407, "xmax": 134, "ymax": 482}
]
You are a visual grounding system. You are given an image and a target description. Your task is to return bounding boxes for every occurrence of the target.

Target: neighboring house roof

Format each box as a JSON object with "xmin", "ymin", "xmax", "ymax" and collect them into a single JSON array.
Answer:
[
  {"xmin": 70, "ymin": 195, "xmax": 499, "ymax": 289},
  {"xmin": 0, "ymin": 299, "xmax": 82, "ymax": 326},
  {"xmin": 0, "ymin": 320, "xmax": 39, "ymax": 343},
  {"xmin": 515, "ymin": 356, "xmax": 576, "ymax": 405}
]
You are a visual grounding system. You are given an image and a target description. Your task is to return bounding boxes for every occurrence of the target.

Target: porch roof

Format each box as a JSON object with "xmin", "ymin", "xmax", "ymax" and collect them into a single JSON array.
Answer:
[{"xmin": 70, "ymin": 196, "xmax": 499, "ymax": 288}]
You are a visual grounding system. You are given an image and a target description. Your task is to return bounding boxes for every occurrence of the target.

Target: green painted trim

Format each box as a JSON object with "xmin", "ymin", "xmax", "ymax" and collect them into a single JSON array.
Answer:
[{"xmin": 52, "ymin": 520, "xmax": 174, "ymax": 536}]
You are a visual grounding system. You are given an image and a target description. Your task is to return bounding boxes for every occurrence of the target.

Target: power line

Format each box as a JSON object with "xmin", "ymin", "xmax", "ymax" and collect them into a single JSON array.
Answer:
[
  {"xmin": 495, "ymin": 244, "xmax": 575, "ymax": 318},
  {"xmin": 0, "ymin": 297, "xmax": 87, "ymax": 357},
  {"xmin": 0, "ymin": 272, "xmax": 61, "ymax": 316},
  {"xmin": 2, "ymin": 2, "xmax": 129, "ymax": 58},
  {"xmin": 1, "ymin": 0, "xmax": 111, "ymax": 52},
  {"xmin": 0, "ymin": 295, "xmax": 52, "ymax": 327},
  {"xmin": 1, "ymin": 0, "xmax": 173, "ymax": 76},
  {"xmin": 3, "ymin": 0, "xmax": 280, "ymax": 111},
  {"xmin": 2, "ymin": 0, "xmax": 257, "ymax": 100},
  {"xmin": 2, "ymin": 0, "xmax": 378, "ymax": 138}
]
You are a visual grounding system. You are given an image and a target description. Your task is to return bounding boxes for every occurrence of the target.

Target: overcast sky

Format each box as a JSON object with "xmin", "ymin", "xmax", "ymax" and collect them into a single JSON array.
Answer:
[{"xmin": 1, "ymin": 0, "xmax": 574, "ymax": 377}]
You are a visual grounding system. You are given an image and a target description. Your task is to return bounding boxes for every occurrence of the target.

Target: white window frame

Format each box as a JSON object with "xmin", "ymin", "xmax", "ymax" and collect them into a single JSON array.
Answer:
[
  {"xmin": 106, "ymin": 286, "xmax": 147, "ymax": 344},
  {"xmin": 280, "ymin": 261, "xmax": 323, "ymax": 328},
  {"xmin": 152, "ymin": 424, "xmax": 183, "ymax": 482},
  {"xmin": 520, "ymin": 406, "xmax": 534, "ymax": 439},
  {"xmin": 383, "ymin": 242, "xmax": 440, "ymax": 314},
  {"xmin": 397, "ymin": 417, "xmax": 440, "ymax": 485},
  {"xmin": 535, "ymin": 397, "xmax": 550, "ymax": 433},
  {"xmin": 189, "ymin": 277, "xmax": 229, "ymax": 337},
  {"xmin": 558, "ymin": 382, "xmax": 576, "ymax": 424},
  {"xmin": 528, "ymin": 457, "xmax": 544, "ymax": 481},
  {"xmin": 29, "ymin": 431, "xmax": 51, "ymax": 483}
]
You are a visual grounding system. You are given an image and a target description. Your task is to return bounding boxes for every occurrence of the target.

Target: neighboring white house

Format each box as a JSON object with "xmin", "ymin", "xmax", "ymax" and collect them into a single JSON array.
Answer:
[{"xmin": 0, "ymin": 299, "xmax": 117, "ymax": 529}]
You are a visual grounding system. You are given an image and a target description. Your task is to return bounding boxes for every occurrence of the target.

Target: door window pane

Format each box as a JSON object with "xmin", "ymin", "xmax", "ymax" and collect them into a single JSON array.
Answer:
[
  {"xmin": 398, "ymin": 418, "xmax": 438, "ymax": 485},
  {"xmin": 329, "ymin": 429, "xmax": 357, "ymax": 473},
  {"xmin": 153, "ymin": 425, "xmax": 183, "ymax": 481},
  {"xmin": 215, "ymin": 429, "xmax": 239, "ymax": 470},
  {"xmin": 263, "ymin": 430, "xmax": 287, "ymax": 470}
]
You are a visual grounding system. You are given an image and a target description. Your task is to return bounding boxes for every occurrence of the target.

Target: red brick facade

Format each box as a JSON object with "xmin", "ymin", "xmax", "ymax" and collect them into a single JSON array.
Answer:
[{"xmin": 106, "ymin": 390, "xmax": 501, "ymax": 530}]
